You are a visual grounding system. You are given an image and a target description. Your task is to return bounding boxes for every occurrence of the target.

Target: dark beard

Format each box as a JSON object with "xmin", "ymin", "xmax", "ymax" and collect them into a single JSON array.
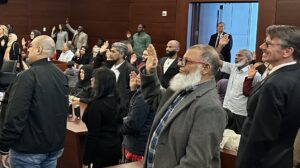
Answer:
[
  {"xmin": 105, "ymin": 60, "xmax": 117, "ymax": 68},
  {"xmin": 165, "ymin": 50, "xmax": 177, "ymax": 58}
]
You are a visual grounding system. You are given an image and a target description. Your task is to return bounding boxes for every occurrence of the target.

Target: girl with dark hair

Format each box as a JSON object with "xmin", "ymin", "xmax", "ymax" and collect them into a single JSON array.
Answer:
[
  {"xmin": 72, "ymin": 46, "xmax": 91, "ymax": 65},
  {"xmin": 82, "ymin": 67, "xmax": 122, "ymax": 168},
  {"xmin": 70, "ymin": 64, "xmax": 93, "ymax": 103}
]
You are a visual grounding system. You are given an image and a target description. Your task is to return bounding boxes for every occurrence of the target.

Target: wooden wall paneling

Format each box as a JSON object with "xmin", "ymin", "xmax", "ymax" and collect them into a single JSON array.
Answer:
[
  {"xmin": 255, "ymin": 0, "xmax": 276, "ymax": 61},
  {"xmin": 175, "ymin": 0, "xmax": 189, "ymax": 57},
  {"xmin": 69, "ymin": 0, "xmax": 130, "ymax": 47},
  {"xmin": 129, "ymin": 0, "xmax": 177, "ymax": 57},
  {"xmin": 0, "ymin": 0, "xmax": 70, "ymax": 42},
  {"xmin": 276, "ymin": 0, "xmax": 300, "ymax": 27}
]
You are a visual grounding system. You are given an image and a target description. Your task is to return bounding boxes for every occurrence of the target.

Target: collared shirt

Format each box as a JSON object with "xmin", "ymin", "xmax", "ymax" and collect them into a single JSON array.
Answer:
[
  {"xmin": 163, "ymin": 58, "xmax": 176, "ymax": 74},
  {"xmin": 111, "ymin": 61, "xmax": 125, "ymax": 81},
  {"xmin": 222, "ymin": 62, "xmax": 261, "ymax": 116},
  {"xmin": 58, "ymin": 50, "xmax": 74, "ymax": 62},
  {"xmin": 269, "ymin": 61, "xmax": 297, "ymax": 75},
  {"xmin": 147, "ymin": 90, "xmax": 188, "ymax": 168}
]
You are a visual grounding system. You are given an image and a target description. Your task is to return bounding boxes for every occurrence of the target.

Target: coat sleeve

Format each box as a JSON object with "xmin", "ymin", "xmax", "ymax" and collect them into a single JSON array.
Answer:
[
  {"xmin": 242, "ymin": 77, "xmax": 253, "ymax": 96},
  {"xmin": 65, "ymin": 24, "xmax": 75, "ymax": 34},
  {"xmin": 140, "ymin": 69, "xmax": 165, "ymax": 114},
  {"xmin": 0, "ymin": 71, "xmax": 34, "ymax": 154},
  {"xmin": 120, "ymin": 93, "xmax": 150, "ymax": 134},
  {"xmin": 174, "ymin": 104, "xmax": 226, "ymax": 168}
]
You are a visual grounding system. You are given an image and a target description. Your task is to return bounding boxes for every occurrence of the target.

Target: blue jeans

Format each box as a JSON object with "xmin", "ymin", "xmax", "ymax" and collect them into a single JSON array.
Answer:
[{"xmin": 9, "ymin": 148, "xmax": 64, "ymax": 168}]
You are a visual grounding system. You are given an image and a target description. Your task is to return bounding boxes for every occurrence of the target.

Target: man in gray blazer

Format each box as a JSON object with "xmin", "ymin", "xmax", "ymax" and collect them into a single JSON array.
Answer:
[
  {"xmin": 65, "ymin": 18, "xmax": 88, "ymax": 50},
  {"xmin": 138, "ymin": 44, "xmax": 227, "ymax": 168}
]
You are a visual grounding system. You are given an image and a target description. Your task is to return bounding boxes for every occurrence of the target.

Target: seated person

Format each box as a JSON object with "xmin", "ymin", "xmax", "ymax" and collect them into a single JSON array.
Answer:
[
  {"xmin": 58, "ymin": 42, "xmax": 74, "ymax": 62},
  {"xmin": 72, "ymin": 46, "xmax": 91, "ymax": 65},
  {"xmin": 70, "ymin": 64, "xmax": 93, "ymax": 103},
  {"xmin": 64, "ymin": 61, "xmax": 78, "ymax": 89},
  {"xmin": 82, "ymin": 67, "xmax": 122, "ymax": 168}
]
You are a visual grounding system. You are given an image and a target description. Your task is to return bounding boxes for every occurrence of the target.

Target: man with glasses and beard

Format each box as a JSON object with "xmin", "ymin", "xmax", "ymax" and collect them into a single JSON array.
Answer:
[
  {"xmin": 138, "ymin": 44, "xmax": 226, "ymax": 168},
  {"xmin": 159, "ymin": 40, "xmax": 180, "ymax": 88},
  {"xmin": 219, "ymin": 49, "xmax": 261, "ymax": 134}
]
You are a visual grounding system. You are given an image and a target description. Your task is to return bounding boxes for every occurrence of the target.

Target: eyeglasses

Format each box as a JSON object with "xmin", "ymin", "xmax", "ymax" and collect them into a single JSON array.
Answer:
[
  {"xmin": 178, "ymin": 57, "xmax": 207, "ymax": 66},
  {"xmin": 263, "ymin": 39, "xmax": 282, "ymax": 48}
]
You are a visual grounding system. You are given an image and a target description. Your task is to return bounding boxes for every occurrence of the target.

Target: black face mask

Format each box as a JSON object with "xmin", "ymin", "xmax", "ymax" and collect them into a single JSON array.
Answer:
[{"xmin": 165, "ymin": 50, "xmax": 177, "ymax": 58}]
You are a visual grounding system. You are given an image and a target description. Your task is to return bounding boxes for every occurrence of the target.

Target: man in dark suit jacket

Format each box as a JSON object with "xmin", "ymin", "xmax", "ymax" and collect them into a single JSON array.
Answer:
[
  {"xmin": 110, "ymin": 42, "xmax": 138, "ymax": 115},
  {"xmin": 209, "ymin": 22, "xmax": 233, "ymax": 62},
  {"xmin": 236, "ymin": 25, "xmax": 300, "ymax": 168},
  {"xmin": 159, "ymin": 40, "xmax": 180, "ymax": 88}
]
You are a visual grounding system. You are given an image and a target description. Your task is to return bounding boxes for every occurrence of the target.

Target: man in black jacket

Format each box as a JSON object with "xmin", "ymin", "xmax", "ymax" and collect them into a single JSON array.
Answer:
[
  {"xmin": 159, "ymin": 40, "xmax": 180, "ymax": 89},
  {"xmin": 0, "ymin": 35, "xmax": 69, "ymax": 168},
  {"xmin": 209, "ymin": 22, "xmax": 233, "ymax": 62}
]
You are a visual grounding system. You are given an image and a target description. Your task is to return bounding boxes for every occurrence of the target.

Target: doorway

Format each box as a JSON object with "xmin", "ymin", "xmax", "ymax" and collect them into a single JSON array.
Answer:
[{"xmin": 187, "ymin": 2, "xmax": 259, "ymax": 63}]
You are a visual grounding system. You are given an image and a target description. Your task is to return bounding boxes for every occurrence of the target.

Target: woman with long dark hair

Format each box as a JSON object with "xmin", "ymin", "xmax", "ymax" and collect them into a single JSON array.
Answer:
[{"xmin": 82, "ymin": 67, "xmax": 122, "ymax": 168}]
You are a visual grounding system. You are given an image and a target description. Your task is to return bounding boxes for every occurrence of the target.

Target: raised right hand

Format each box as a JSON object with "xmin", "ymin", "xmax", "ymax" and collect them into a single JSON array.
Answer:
[
  {"xmin": 219, "ymin": 36, "xmax": 230, "ymax": 47},
  {"xmin": 247, "ymin": 64, "xmax": 257, "ymax": 79},
  {"xmin": 21, "ymin": 38, "xmax": 26, "ymax": 46},
  {"xmin": 66, "ymin": 18, "xmax": 69, "ymax": 24},
  {"xmin": 52, "ymin": 26, "xmax": 56, "ymax": 32},
  {"xmin": 126, "ymin": 31, "xmax": 132, "ymax": 38},
  {"xmin": 145, "ymin": 44, "xmax": 158, "ymax": 74}
]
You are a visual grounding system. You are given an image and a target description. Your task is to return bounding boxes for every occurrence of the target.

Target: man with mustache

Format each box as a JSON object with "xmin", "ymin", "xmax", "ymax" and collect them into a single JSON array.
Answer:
[
  {"xmin": 236, "ymin": 25, "xmax": 300, "ymax": 168},
  {"xmin": 218, "ymin": 48, "xmax": 261, "ymax": 134},
  {"xmin": 159, "ymin": 40, "xmax": 180, "ymax": 89},
  {"xmin": 139, "ymin": 44, "xmax": 227, "ymax": 168}
]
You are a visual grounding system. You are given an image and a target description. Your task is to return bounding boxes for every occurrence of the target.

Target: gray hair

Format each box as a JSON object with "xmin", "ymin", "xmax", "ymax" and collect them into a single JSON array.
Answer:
[
  {"xmin": 266, "ymin": 25, "xmax": 300, "ymax": 61},
  {"xmin": 190, "ymin": 44, "xmax": 220, "ymax": 76},
  {"xmin": 239, "ymin": 49, "xmax": 253, "ymax": 61},
  {"xmin": 112, "ymin": 42, "xmax": 128, "ymax": 57}
]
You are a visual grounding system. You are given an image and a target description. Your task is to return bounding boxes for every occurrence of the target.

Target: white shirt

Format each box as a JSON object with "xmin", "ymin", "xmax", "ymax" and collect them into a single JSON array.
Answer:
[
  {"xmin": 163, "ymin": 58, "xmax": 176, "ymax": 74},
  {"xmin": 221, "ymin": 62, "xmax": 262, "ymax": 116},
  {"xmin": 58, "ymin": 50, "xmax": 74, "ymax": 62},
  {"xmin": 269, "ymin": 61, "xmax": 297, "ymax": 75},
  {"xmin": 111, "ymin": 61, "xmax": 125, "ymax": 81}
]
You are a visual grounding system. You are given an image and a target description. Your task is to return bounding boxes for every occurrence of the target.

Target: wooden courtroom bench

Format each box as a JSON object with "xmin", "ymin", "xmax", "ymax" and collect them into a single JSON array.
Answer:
[
  {"xmin": 52, "ymin": 60, "xmax": 67, "ymax": 72},
  {"xmin": 57, "ymin": 102, "xmax": 87, "ymax": 168},
  {"xmin": 221, "ymin": 148, "xmax": 237, "ymax": 168},
  {"xmin": 57, "ymin": 101, "xmax": 237, "ymax": 168}
]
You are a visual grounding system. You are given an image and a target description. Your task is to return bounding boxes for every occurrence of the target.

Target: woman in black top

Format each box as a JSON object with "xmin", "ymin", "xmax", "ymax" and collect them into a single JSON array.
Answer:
[
  {"xmin": 82, "ymin": 67, "xmax": 122, "ymax": 168},
  {"xmin": 70, "ymin": 64, "xmax": 93, "ymax": 103},
  {"xmin": 0, "ymin": 25, "xmax": 8, "ymax": 69}
]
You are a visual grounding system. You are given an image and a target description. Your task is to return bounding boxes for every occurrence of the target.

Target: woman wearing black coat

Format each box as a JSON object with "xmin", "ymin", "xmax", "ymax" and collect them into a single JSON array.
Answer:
[
  {"xmin": 70, "ymin": 64, "xmax": 93, "ymax": 103},
  {"xmin": 82, "ymin": 67, "xmax": 122, "ymax": 168}
]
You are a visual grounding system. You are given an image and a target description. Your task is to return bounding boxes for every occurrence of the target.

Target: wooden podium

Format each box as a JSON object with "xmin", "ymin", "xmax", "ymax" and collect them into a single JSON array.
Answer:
[
  {"xmin": 52, "ymin": 60, "xmax": 67, "ymax": 72},
  {"xmin": 57, "ymin": 102, "xmax": 87, "ymax": 168}
]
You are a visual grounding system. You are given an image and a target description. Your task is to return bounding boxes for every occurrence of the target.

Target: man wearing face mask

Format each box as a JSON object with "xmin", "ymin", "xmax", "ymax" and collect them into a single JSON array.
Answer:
[
  {"xmin": 159, "ymin": 40, "xmax": 180, "ymax": 89},
  {"xmin": 218, "ymin": 49, "xmax": 261, "ymax": 134}
]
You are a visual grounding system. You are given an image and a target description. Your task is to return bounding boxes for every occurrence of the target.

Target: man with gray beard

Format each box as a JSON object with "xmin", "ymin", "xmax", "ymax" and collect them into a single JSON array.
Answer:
[
  {"xmin": 218, "ymin": 49, "xmax": 261, "ymax": 134},
  {"xmin": 138, "ymin": 44, "xmax": 227, "ymax": 168}
]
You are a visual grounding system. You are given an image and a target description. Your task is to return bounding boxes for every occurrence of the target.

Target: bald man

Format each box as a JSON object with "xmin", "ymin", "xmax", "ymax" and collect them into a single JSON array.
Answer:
[
  {"xmin": 0, "ymin": 35, "xmax": 69, "ymax": 168},
  {"xmin": 159, "ymin": 40, "xmax": 180, "ymax": 88}
]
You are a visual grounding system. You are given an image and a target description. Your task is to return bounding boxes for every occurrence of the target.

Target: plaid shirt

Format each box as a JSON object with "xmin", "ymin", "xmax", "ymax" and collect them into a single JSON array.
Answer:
[{"xmin": 147, "ymin": 90, "xmax": 188, "ymax": 168}]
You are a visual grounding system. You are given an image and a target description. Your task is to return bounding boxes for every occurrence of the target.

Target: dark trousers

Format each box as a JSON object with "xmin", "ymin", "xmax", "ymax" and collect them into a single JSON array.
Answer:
[{"xmin": 224, "ymin": 108, "xmax": 246, "ymax": 134}]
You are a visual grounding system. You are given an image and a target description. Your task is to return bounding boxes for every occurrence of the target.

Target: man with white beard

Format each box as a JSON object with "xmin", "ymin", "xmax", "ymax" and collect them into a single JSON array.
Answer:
[
  {"xmin": 138, "ymin": 44, "xmax": 227, "ymax": 168},
  {"xmin": 219, "ymin": 49, "xmax": 261, "ymax": 134}
]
